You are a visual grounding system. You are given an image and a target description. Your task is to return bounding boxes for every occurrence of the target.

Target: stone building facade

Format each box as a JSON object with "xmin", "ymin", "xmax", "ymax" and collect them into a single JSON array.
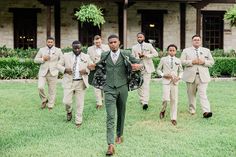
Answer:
[{"xmin": 0, "ymin": 0, "xmax": 235, "ymax": 51}]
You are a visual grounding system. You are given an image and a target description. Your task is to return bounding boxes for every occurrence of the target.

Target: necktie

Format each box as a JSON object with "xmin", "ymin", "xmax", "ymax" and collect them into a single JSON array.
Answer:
[
  {"xmin": 140, "ymin": 43, "xmax": 143, "ymax": 54},
  {"xmin": 171, "ymin": 57, "xmax": 173, "ymax": 69},
  {"xmin": 112, "ymin": 53, "xmax": 117, "ymax": 64},
  {"xmin": 73, "ymin": 56, "xmax": 78, "ymax": 77},
  {"xmin": 195, "ymin": 49, "xmax": 199, "ymax": 58}
]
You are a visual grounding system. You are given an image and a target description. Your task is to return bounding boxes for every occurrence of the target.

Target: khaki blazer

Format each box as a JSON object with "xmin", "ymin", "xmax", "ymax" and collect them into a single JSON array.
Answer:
[
  {"xmin": 180, "ymin": 47, "xmax": 214, "ymax": 83},
  {"xmin": 34, "ymin": 46, "xmax": 63, "ymax": 76},
  {"xmin": 157, "ymin": 56, "xmax": 183, "ymax": 85},
  {"xmin": 87, "ymin": 44, "xmax": 110, "ymax": 63},
  {"xmin": 132, "ymin": 42, "xmax": 158, "ymax": 73},
  {"xmin": 57, "ymin": 52, "xmax": 92, "ymax": 89}
]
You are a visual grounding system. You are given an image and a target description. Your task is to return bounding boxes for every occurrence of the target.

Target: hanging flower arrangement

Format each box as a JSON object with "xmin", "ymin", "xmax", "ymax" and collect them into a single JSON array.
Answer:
[
  {"xmin": 224, "ymin": 6, "xmax": 236, "ymax": 27},
  {"xmin": 74, "ymin": 4, "xmax": 105, "ymax": 28}
]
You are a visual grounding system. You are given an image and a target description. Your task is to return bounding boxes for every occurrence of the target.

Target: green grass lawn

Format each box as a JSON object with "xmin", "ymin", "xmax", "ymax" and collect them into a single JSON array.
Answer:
[{"xmin": 0, "ymin": 80, "xmax": 236, "ymax": 157}]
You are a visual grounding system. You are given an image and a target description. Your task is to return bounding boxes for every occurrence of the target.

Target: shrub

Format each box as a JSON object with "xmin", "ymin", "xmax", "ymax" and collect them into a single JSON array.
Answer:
[{"xmin": 0, "ymin": 58, "xmax": 39, "ymax": 79}]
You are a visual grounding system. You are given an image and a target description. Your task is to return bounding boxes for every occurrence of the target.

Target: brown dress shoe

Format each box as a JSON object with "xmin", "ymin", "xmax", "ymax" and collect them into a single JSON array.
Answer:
[
  {"xmin": 41, "ymin": 100, "xmax": 48, "ymax": 109},
  {"xmin": 48, "ymin": 107, "xmax": 53, "ymax": 111},
  {"xmin": 203, "ymin": 112, "xmax": 212, "ymax": 118},
  {"xmin": 76, "ymin": 123, "xmax": 82, "ymax": 128},
  {"xmin": 171, "ymin": 120, "xmax": 177, "ymax": 126},
  {"xmin": 96, "ymin": 104, "xmax": 102, "ymax": 110},
  {"xmin": 106, "ymin": 144, "xmax": 115, "ymax": 156},
  {"xmin": 67, "ymin": 112, "xmax": 72, "ymax": 121},
  {"xmin": 115, "ymin": 136, "xmax": 123, "ymax": 144},
  {"xmin": 159, "ymin": 111, "xmax": 165, "ymax": 119}
]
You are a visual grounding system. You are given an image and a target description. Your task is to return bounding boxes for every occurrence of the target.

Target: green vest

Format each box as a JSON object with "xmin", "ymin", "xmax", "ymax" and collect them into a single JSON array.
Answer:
[{"xmin": 105, "ymin": 54, "xmax": 128, "ymax": 88}]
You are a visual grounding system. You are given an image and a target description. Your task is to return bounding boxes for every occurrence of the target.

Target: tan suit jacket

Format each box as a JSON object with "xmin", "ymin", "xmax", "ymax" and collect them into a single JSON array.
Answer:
[
  {"xmin": 34, "ymin": 46, "xmax": 63, "ymax": 76},
  {"xmin": 57, "ymin": 52, "xmax": 92, "ymax": 89},
  {"xmin": 132, "ymin": 42, "xmax": 158, "ymax": 73},
  {"xmin": 180, "ymin": 47, "xmax": 214, "ymax": 83},
  {"xmin": 157, "ymin": 56, "xmax": 183, "ymax": 85},
  {"xmin": 87, "ymin": 44, "xmax": 110, "ymax": 63}
]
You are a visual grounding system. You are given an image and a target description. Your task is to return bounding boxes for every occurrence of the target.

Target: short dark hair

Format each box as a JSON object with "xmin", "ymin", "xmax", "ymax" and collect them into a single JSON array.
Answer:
[
  {"xmin": 167, "ymin": 44, "xmax": 177, "ymax": 51},
  {"xmin": 137, "ymin": 32, "xmax": 145, "ymax": 37},
  {"xmin": 108, "ymin": 34, "xmax": 119, "ymax": 41},
  {"xmin": 192, "ymin": 34, "xmax": 201, "ymax": 39},
  {"xmin": 72, "ymin": 40, "xmax": 81, "ymax": 46},
  {"xmin": 94, "ymin": 35, "xmax": 101, "ymax": 40},
  {"xmin": 47, "ymin": 37, "xmax": 54, "ymax": 41}
]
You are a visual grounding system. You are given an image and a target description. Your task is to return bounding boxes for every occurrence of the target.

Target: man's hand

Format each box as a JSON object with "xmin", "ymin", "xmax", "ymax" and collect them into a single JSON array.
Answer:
[
  {"xmin": 172, "ymin": 76, "xmax": 180, "ymax": 84},
  {"xmin": 64, "ymin": 68, "xmax": 72, "ymax": 75},
  {"xmin": 163, "ymin": 74, "xmax": 173, "ymax": 80},
  {"xmin": 198, "ymin": 59, "xmax": 205, "ymax": 65},
  {"xmin": 79, "ymin": 69, "xmax": 88, "ymax": 75},
  {"xmin": 192, "ymin": 59, "xmax": 199, "ymax": 65},
  {"xmin": 87, "ymin": 64, "xmax": 96, "ymax": 71},
  {"xmin": 43, "ymin": 55, "xmax": 50, "ymax": 61},
  {"xmin": 138, "ymin": 53, "xmax": 145, "ymax": 59},
  {"xmin": 131, "ymin": 64, "xmax": 142, "ymax": 71}
]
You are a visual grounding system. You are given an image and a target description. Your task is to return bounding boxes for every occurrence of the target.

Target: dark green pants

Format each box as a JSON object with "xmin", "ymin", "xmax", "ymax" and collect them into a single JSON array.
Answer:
[{"xmin": 104, "ymin": 85, "xmax": 128, "ymax": 145}]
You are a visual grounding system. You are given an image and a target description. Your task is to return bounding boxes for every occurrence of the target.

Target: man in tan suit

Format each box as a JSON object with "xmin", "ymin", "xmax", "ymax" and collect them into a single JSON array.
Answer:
[
  {"xmin": 132, "ymin": 32, "xmax": 158, "ymax": 110},
  {"xmin": 87, "ymin": 35, "xmax": 109, "ymax": 109},
  {"xmin": 180, "ymin": 35, "xmax": 214, "ymax": 118},
  {"xmin": 57, "ymin": 40, "xmax": 92, "ymax": 127},
  {"xmin": 157, "ymin": 44, "xmax": 183, "ymax": 125},
  {"xmin": 34, "ymin": 37, "xmax": 63, "ymax": 110}
]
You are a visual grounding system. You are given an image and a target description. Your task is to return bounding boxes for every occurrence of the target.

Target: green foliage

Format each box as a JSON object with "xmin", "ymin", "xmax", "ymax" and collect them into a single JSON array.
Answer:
[
  {"xmin": 74, "ymin": 4, "xmax": 105, "ymax": 28},
  {"xmin": 209, "ymin": 57, "xmax": 236, "ymax": 77},
  {"xmin": 224, "ymin": 6, "xmax": 236, "ymax": 27},
  {"xmin": 0, "ymin": 58, "xmax": 39, "ymax": 79}
]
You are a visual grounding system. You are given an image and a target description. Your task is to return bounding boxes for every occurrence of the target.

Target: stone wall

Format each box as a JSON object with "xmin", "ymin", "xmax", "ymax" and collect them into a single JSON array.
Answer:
[{"xmin": 0, "ymin": 1, "xmax": 236, "ymax": 51}]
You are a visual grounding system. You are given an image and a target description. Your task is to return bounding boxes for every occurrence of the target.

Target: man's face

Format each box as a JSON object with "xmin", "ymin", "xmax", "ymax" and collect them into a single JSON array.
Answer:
[
  {"xmin": 94, "ymin": 39, "xmax": 102, "ymax": 47},
  {"xmin": 46, "ymin": 39, "xmax": 54, "ymax": 48},
  {"xmin": 72, "ymin": 44, "xmax": 82, "ymax": 56},
  {"xmin": 137, "ymin": 34, "xmax": 145, "ymax": 44},
  {"xmin": 108, "ymin": 38, "xmax": 120, "ymax": 52},
  {"xmin": 192, "ymin": 36, "xmax": 201, "ymax": 48},
  {"xmin": 168, "ymin": 47, "xmax": 177, "ymax": 57}
]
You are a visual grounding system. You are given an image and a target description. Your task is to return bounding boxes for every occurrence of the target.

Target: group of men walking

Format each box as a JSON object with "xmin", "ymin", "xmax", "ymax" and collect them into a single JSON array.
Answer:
[{"xmin": 34, "ymin": 33, "xmax": 214, "ymax": 156}]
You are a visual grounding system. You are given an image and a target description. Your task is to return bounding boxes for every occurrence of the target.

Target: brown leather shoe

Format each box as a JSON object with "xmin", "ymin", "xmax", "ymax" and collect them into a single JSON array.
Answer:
[
  {"xmin": 48, "ymin": 107, "xmax": 53, "ymax": 111},
  {"xmin": 159, "ymin": 111, "xmax": 165, "ymax": 119},
  {"xmin": 203, "ymin": 112, "xmax": 212, "ymax": 118},
  {"xmin": 115, "ymin": 136, "xmax": 123, "ymax": 144},
  {"xmin": 67, "ymin": 112, "xmax": 72, "ymax": 121},
  {"xmin": 171, "ymin": 120, "xmax": 177, "ymax": 126},
  {"xmin": 76, "ymin": 123, "xmax": 82, "ymax": 128},
  {"xmin": 41, "ymin": 100, "xmax": 48, "ymax": 109},
  {"xmin": 96, "ymin": 104, "xmax": 102, "ymax": 110},
  {"xmin": 106, "ymin": 144, "xmax": 115, "ymax": 156}
]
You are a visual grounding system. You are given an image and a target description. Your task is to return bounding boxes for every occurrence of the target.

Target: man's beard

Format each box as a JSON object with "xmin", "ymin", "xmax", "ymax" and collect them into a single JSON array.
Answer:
[{"xmin": 138, "ymin": 40, "xmax": 144, "ymax": 44}]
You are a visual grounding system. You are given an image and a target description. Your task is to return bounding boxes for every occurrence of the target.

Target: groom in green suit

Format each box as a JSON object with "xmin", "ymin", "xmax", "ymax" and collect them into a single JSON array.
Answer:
[{"xmin": 88, "ymin": 34, "xmax": 142, "ymax": 156}]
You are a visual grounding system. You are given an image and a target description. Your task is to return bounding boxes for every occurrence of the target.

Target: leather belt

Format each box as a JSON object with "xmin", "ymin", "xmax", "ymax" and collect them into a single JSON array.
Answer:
[{"xmin": 73, "ymin": 79, "xmax": 82, "ymax": 81}]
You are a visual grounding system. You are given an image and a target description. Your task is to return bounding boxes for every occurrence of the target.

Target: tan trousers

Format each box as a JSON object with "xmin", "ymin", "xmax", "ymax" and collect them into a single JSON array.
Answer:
[
  {"xmin": 38, "ymin": 72, "xmax": 57, "ymax": 108},
  {"xmin": 138, "ymin": 72, "xmax": 151, "ymax": 105},
  {"xmin": 63, "ymin": 80, "xmax": 86, "ymax": 124},
  {"xmin": 186, "ymin": 75, "xmax": 211, "ymax": 114},
  {"xmin": 161, "ymin": 83, "xmax": 178, "ymax": 120},
  {"xmin": 93, "ymin": 87, "xmax": 103, "ymax": 106}
]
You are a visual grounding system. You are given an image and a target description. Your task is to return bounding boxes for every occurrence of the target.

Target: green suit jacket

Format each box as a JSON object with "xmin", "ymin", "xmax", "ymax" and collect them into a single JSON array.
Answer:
[{"xmin": 101, "ymin": 50, "xmax": 140, "ymax": 89}]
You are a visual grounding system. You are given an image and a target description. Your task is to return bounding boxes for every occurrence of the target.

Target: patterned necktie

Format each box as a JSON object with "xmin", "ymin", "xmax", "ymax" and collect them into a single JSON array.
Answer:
[
  {"xmin": 112, "ymin": 53, "xmax": 117, "ymax": 64},
  {"xmin": 73, "ymin": 56, "xmax": 78, "ymax": 77},
  {"xmin": 195, "ymin": 49, "xmax": 199, "ymax": 58},
  {"xmin": 171, "ymin": 57, "xmax": 173, "ymax": 69}
]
